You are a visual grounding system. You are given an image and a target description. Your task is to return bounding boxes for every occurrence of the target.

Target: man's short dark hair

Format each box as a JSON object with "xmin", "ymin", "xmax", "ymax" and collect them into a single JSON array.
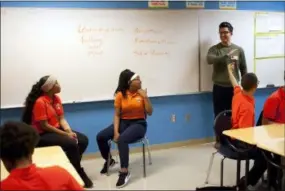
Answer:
[
  {"xmin": 219, "ymin": 22, "xmax": 233, "ymax": 33},
  {"xmin": 241, "ymin": 73, "xmax": 258, "ymax": 91},
  {"xmin": 0, "ymin": 121, "xmax": 39, "ymax": 162}
]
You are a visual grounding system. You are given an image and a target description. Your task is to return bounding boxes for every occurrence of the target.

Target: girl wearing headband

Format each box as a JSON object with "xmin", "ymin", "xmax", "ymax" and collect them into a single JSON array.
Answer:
[
  {"xmin": 96, "ymin": 69, "xmax": 153, "ymax": 188},
  {"xmin": 21, "ymin": 75, "xmax": 93, "ymax": 188}
]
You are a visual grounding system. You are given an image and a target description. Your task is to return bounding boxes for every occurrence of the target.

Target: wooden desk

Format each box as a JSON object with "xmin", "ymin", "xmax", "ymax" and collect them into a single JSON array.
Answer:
[
  {"xmin": 257, "ymin": 138, "xmax": 285, "ymax": 157},
  {"xmin": 224, "ymin": 124, "xmax": 285, "ymax": 190},
  {"xmin": 33, "ymin": 146, "xmax": 70, "ymax": 163},
  {"xmin": 223, "ymin": 124, "xmax": 285, "ymax": 145},
  {"xmin": 1, "ymin": 146, "xmax": 84, "ymax": 186}
]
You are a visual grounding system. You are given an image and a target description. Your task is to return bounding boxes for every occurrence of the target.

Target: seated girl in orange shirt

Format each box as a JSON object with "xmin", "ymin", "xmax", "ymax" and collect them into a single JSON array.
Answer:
[
  {"xmin": 21, "ymin": 75, "xmax": 93, "ymax": 188},
  {"xmin": 0, "ymin": 121, "xmax": 83, "ymax": 190},
  {"xmin": 96, "ymin": 69, "xmax": 153, "ymax": 188}
]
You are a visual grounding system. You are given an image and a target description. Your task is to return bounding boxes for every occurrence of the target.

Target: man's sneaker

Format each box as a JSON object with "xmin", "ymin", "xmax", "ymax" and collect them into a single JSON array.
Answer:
[
  {"xmin": 116, "ymin": 171, "xmax": 131, "ymax": 188},
  {"xmin": 100, "ymin": 158, "xmax": 116, "ymax": 174},
  {"xmin": 79, "ymin": 168, "xmax": 94, "ymax": 188}
]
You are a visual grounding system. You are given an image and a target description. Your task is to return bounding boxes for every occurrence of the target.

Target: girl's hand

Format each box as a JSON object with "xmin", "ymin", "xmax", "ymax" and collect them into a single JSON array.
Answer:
[{"xmin": 138, "ymin": 89, "xmax": 147, "ymax": 98}]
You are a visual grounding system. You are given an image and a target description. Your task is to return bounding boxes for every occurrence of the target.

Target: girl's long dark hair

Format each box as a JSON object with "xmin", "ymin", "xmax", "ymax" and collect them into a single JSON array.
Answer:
[
  {"xmin": 114, "ymin": 69, "xmax": 134, "ymax": 98},
  {"xmin": 22, "ymin": 76, "xmax": 49, "ymax": 124}
]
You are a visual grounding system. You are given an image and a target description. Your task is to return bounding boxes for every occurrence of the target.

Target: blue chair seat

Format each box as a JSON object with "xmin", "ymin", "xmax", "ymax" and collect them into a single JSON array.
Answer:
[{"xmin": 107, "ymin": 136, "xmax": 152, "ymax": 178}]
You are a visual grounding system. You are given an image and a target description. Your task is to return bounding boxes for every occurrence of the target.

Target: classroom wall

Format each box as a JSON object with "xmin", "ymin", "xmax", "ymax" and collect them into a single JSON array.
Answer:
[{"xmin": 1, "ymin": 1, "xmax": 284, "ymax": 154}]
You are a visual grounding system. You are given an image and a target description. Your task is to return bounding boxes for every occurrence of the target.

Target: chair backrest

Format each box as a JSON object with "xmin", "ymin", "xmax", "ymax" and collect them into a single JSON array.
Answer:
[
  {"xmin": 214, "ymin": 110, "xmax": 232, "ymax": 144},
  {"xmin": 256, "ymin": 110, "xmax": 263, "ymax": 126}
]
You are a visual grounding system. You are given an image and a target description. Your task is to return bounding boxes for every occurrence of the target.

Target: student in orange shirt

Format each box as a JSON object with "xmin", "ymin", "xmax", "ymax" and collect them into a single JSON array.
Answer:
[
  {"xmin": 21, "ymin": 75, "xmax": 93, "ymax": 188},
  {"xmin": 0, "ymin": 121, "xmax": 84, "ymax": 190},
  {"xmin": 262, "ymin": 73, "xmax": 285, "ymax": 190},
  {"xmin": 263, "ymin": 86, "xmax": 285, "ymax": 125},
  {"xmin": 227, "ymin": 63, "xmax": 267, "ymax": 190},
  {"xmin": 96, "ymin": 69, "xmax": 153, "ymax": 188}
]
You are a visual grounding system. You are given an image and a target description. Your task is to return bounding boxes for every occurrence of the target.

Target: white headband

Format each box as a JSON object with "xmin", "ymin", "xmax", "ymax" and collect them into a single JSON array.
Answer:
[
  {"xmin": 41, "ymin": 76, "xmax": 57, "ymax": 92},
  {"xmin": 129, "ymin": 74, "xmax": 139, "ymax": 84}
]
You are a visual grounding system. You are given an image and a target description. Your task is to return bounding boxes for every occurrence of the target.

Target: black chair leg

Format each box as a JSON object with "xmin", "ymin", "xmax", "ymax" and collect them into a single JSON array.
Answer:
[
  {"xmin": 236, "ymin": 160, "xmax": 241, "ymax": 191},
  {"xmin": 245, "ymin": 159, "xmax": 250, "ymax": 189},
  {"xmin": 276, "ymin": 169, "xmax": 282, "ymax": 191},
  {"xmin": 267, "ymin": 162, "xmax": 271, "ymax": 190},
  {"xmin": 106, "ymin": 140, "xmax": 112, "ymax": 176},
  {"xmin": 220, "ymin": 157, "xmax": 225, "ymax": 186},
  {"xmin": 261, "ymin": 173, "xmax": 265, "ymax": 183},
  {"xmin": 142, "ymin": 143, "xmax": 146, "ymax": 178}
]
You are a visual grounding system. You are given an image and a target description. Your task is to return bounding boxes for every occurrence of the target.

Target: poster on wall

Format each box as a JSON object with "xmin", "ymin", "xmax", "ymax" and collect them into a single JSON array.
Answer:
[
  {"xmin": 186, "ymin": 1, "xmax": 205, "ymax": 9},
  {"xmin": 219, "ymin": 1, "xmax": 237, "ymax": 10},
  {"xmin": 148, "ymin": 0, "xmax": 169, "ymax": 8}
]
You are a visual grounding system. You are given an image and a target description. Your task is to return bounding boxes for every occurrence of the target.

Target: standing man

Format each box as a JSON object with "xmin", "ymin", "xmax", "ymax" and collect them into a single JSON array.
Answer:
[{"xmin": 207, "ymin": 22, "xmax": 247, "ymax": 119}]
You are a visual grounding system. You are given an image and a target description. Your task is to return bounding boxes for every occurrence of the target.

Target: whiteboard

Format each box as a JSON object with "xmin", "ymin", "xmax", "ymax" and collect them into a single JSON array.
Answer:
[
  {"xmin": 255, "ymin": 58, "xmax": 285, "ymax": 88},
  {"xmin": 1, "ymin": 8, "xmax": 199, "ymax": 108},
  {"xmin": 255, "ymin": 34, "xmax": 285, "ymax": 58},
  {"xmin": 199, "ymin": 10, "xmax": 255, "ymax": 92},
  {"xmin": 255, "ymin": 12, "xmax": 285, "ymax": 33},
  {"xmin": 254, "ymin": 11, "xmax": 285, "ymax": 89}
]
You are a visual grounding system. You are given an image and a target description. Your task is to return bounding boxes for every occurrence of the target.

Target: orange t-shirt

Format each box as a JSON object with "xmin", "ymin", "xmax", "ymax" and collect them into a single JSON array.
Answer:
[
  {"xmin": 231, "ymin": 86, "xmax": 255, "ymax": 129},
  {"xmin": 0, "ymin": 164, "xmax": 83, "ymax": 190},
  {"xmin": 32, "ymin": 95, "xmax": 64, "ymax": 134},
  {"xmin": 263, "ymin": 87, "xmax": 285, "ymax": 123},
  {"xmin": 114, "ymin": 91, "xmax": 145, "ymax": 119}
]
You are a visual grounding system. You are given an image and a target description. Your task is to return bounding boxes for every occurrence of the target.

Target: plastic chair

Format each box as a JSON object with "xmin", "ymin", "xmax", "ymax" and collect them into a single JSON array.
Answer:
[
  {"xmin": 205, "ymin": 110, "xmax": 252, "ymax": 187},
  {"xmin": 261, "ymin": 150, "xmax": 285, "ymax": 191},
  {"xmin": 106, "ymin": 136, "xmax": 152, "ymax": 178}
]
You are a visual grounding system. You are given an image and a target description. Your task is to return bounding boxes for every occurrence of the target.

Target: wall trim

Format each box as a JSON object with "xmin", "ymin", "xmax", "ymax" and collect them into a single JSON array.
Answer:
[
  {"xmin": 82, "ymin": 137, "xmax": 215, "ymax": 160},
  {"xmin": 1, "ymin": 2, "xmax": 284, "ymax": 12}
]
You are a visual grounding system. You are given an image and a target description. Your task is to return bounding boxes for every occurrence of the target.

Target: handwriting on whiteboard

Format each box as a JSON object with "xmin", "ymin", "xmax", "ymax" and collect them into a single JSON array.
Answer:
[
  {"xmin": 135, "ymin": 38, "xmax": 175, "ymax": 45},
  {"xmin": 134, "ymin": 28, "xmax": 163, "ymax": 34},
  {"xmin": 78, "ymin": 25, "xmax": 124, "ymax": 33},
  {"xmin": 88, "ymin": 50, "xmax": 104, "ymax": 56},
  {"xmin": 78, "ymin": 25, "xmax": 172, "ymax": 57},
  {"xmin": 78, "ymin": 25, "xmax": 124, "ymax": 57},
  {"xmin": 134, "ymin": 50, "xmax": 169, "ymax": 56},
  {"xmin": 80, "ymin": 35, "xmax": 104, "ymax": 56},
  {"xmin": 81, "ymin": 36, "xmax": 103, "ymax": 45},
  {"xmin": 133, "ymin": 27, "xmax": 171, "ymax": 56}
]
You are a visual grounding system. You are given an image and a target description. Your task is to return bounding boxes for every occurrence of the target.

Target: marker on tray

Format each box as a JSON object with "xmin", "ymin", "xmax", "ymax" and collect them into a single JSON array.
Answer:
[{"xmin": 266, "ymin": 84, "xmax": 275, "ymax": 88}]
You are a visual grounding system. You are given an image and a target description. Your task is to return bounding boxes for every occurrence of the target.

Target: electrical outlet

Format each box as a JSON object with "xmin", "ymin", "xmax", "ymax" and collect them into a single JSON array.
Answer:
[
  {"xmin": 185, "ymin": 114, "xmax": 190, "ymax": 122},
  {"xmin": 171, "ymin": 114, "xmax": 176, "ymax": 122}
]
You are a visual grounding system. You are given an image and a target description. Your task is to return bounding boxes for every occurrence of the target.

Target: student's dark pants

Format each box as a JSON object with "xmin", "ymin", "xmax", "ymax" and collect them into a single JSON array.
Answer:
[
  {"xmin": 232, "ymin": 140, "xmax": 267, "ymax": 186},
  {"xmin": 267, "ymin": 154, "xmax": 283, "ymax": 187},
  {"xmin": 213, "ymin": 84, "xmax": 234, "ymax": 118},
  {"xmin": 37, "ymin": 127, "xmax": 89, "ymax": 173},
  {"xmin": 213, "ymin": 84, "xmax": 234, "ymax": 143},
  {"xmin": 96, "ymin": 119, "xmax": 147, "ymax": 169}
]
